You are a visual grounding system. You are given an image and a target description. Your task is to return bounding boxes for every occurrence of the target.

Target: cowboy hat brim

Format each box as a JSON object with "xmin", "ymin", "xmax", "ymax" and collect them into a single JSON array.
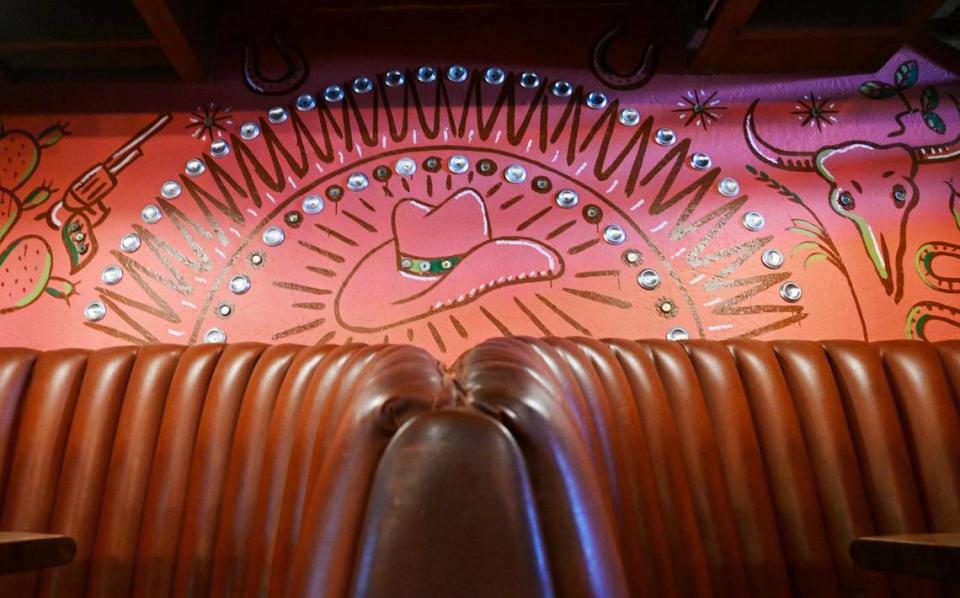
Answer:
[{"xmin": 334, "ymin": 235, "xmax": 564, "ymax": 333}]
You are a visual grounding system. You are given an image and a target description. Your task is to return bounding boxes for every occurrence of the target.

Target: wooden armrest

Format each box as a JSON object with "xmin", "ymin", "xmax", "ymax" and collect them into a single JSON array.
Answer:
[
  {"xmin": 0, "ymin": 532, "xmax": 76, "ymax": 575},
  {"xmin": 850, "ymin": 533, "xmax": 960, "ymax": 582}
]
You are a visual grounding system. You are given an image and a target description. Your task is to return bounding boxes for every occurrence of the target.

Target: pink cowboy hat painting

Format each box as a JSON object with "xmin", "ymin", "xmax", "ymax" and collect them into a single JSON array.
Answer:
[{"xmin": 334, "ymin": 187, "xmax": 564, "ymax": 332}]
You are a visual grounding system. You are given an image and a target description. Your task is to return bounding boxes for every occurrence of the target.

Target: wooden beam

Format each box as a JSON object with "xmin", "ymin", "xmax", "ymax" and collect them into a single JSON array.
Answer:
[
  {"xmin": 913, "ymin": 31, "xmax": 960, "ymax": 75},
  {"xmin": 690, "ymin": 0, "xmax": 760, "ymax": 73},
  {"xmin": 0, "ymin": 39, "xmax": 159, "ymax": 52},
  {"xmin": 132, "ymin": 0, "xmax": 209, "ymax": 82},
  {"xmin": 690, "ymin": 0, "xmax": 947, "ymax": 74},
  {"xmin": 865, "ymin": 0, "xmax": 946, "ymax": 68}
]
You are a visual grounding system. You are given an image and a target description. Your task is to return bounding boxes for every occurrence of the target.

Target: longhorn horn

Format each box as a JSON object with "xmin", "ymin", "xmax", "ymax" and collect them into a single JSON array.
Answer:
[
  {"xmin": 913, "ymin": 94, "xmax": 960, "ymax": 163},
  {"xmin": 913, "ymin": 136, "xmax": 960, "ymax": 163},
  {"xmin": 743, "ymin": 100, "xmax": 817, "ymax": 172}
]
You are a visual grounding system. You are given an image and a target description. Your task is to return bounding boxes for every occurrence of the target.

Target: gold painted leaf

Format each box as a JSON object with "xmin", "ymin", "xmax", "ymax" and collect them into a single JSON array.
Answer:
[
  {"xmin": 791, "ymin": 218, "xmax": 824, "ymax": 235},
  {"xmin": 787, "ymin": 226, "xmax": 820, "ymax": 239},
  {"xmin": 791, "ymin": 241, "xmax": 821, "ymax": 255},
  {"xmin": 804, "ymin": 252, "xmax": 830, "ymax": 268}
]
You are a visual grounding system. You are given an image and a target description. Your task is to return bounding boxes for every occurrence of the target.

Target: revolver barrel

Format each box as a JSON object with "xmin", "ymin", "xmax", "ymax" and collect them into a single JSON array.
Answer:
[{"xmin": 105, "ymin": 112, "xmax": 172, "ymax": 175}]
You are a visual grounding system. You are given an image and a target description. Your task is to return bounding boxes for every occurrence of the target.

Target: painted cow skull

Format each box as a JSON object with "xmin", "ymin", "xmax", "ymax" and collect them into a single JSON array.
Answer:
[{"xmin": 744, "ymin": 100, "xmax": 960, "ymax": 302}]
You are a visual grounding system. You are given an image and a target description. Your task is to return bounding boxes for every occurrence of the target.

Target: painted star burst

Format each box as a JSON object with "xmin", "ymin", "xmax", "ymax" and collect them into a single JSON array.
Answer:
[
  {"xmin": 187, "ymin": 102, "xmax": 233, "ymax": 141},
  {"xmin": 672, "ymin": 89, "xmax": 726, "ymax": 131},
  {"xmin": 792, "ymin": 92, "xmax": 838, "ymax": 132}
]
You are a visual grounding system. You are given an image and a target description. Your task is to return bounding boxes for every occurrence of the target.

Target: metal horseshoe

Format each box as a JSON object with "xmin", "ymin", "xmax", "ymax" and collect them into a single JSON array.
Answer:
[
  {"xmin": 589, "ymin": 22, "xmax": 664, "ymax": 91},
  {"xmin": 241, "ymin": 25, "xmax": 309, "ymax": 96}
]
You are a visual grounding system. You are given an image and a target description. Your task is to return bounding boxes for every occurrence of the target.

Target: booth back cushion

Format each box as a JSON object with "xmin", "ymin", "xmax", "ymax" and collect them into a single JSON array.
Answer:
[
  {"xmin": 0, "ymin": 343, "xmax": 468, "ymax": 597},
  {"xmin": 1, "ymin": 338, "xmax": 959, "ymax": 597},
  {"xmin": 456, "ymin": 338, "xmax": 960, "ymax": 598}
]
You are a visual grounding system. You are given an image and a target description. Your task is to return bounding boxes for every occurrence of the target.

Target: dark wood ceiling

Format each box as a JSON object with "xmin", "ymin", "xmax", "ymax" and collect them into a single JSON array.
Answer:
[
  {"xmin": 0, "ymin": 0, "xmax": 955, "ymax": 84},
  {"xmin": 0, "ymin": 0, "xmax": 213, "ymax": 82},
  {"xmin": 690, "ymin": 0, "xmax": 945, "ymax": 73}
]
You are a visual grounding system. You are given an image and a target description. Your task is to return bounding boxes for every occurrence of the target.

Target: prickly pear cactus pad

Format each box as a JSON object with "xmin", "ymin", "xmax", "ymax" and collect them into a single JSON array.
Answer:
[
  {"xmin": 0, "ymin": 11, "xmax": 958, "ymax": 357},
  {"xmin": 0, "ymin": 121, "xmax": 74, "ymax": 315}
]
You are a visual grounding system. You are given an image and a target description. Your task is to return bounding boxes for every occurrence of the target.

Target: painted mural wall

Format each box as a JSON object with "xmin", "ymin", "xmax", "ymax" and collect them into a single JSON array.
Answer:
[{"xmin": 1, "ymin": 13, "xmax": 958, "ymax": 359}]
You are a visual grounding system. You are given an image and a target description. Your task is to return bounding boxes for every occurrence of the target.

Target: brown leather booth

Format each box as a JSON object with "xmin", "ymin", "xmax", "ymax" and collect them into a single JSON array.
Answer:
[{"xmin": 0, "ymin": 338, "xmax": 958, "ymax": 596}]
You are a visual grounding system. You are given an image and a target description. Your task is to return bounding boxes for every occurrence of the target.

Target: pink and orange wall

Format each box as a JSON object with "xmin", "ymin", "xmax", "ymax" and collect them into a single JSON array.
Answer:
[{"xmin": 1, "ymin": 14, "xmax": 958, "ymax": 360}]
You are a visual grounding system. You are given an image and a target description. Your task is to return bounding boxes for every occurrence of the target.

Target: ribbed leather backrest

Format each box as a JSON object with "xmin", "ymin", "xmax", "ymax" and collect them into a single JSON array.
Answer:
[
  {"xmin": 0, "ymin": 343, "xmax": 455, "ymax": 598},
  {"xmin": 456, "ymin": 338, "xmax": 960, "ymax": 598},
  {"xmin": 2, "ymin": 338, "xmax": 958, "ymax": 597}
]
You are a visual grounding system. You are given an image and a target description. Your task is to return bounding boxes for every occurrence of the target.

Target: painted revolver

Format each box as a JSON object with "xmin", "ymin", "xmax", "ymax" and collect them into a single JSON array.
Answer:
[
  {"xmin": 46, "ymin": 113, "xmax": 172, "ymax": 274},
  {"xmin": 744, "ymin": 100, "xmax": 960, "ymax": 303}
]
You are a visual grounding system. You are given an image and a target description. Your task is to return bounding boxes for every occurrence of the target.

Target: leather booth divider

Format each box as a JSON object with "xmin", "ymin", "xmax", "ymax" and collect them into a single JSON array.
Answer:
[{"xmin": 0, "ymin": 338, "xmax": 958, "ymax": 597}]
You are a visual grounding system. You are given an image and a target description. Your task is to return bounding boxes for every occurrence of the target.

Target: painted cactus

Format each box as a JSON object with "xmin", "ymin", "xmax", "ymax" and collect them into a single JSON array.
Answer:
[
  {"xmin": 0, "ymin": 121, "xmax": 75, "ymax": 312},
  {"xmin": 0, "ymin": 235, "xmax": 74, "ymax": 314}
]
